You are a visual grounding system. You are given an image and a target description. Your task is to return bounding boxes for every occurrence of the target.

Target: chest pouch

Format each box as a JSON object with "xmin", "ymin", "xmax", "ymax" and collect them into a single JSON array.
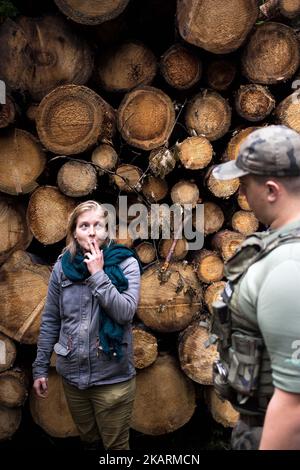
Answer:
[{"xmin": 227, "ymin": 332, "xmax": 263, "ymax": 396}]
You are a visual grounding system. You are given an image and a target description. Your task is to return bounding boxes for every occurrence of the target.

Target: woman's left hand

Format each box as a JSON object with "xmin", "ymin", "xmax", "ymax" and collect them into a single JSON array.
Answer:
[{"xmin": 84, "ymin": 239, "xmax": 104, "ymax": 275}]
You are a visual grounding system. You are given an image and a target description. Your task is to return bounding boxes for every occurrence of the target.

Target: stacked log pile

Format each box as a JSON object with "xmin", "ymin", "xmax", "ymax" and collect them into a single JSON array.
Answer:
[{"xmin": 1, "ymin": 0, "xmax": 300, "ymax": 445}]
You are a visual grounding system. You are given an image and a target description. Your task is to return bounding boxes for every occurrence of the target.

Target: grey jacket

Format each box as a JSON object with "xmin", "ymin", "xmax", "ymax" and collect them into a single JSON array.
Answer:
[{"xmin": 32, "ymin": 256, "xmax": 141, "ymax": 389}]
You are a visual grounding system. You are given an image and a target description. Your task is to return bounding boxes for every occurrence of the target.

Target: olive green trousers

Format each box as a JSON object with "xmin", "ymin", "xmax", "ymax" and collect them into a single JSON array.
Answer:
[{"xmin": 62, "ymin": 377, "xmax": 136, "ymax": 450}]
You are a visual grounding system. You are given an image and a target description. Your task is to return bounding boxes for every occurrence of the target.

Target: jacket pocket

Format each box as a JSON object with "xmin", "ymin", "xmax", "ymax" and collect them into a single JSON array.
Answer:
[{"xmin": 54, "ymin": 343, "xmax": 70, "ymax": 357}]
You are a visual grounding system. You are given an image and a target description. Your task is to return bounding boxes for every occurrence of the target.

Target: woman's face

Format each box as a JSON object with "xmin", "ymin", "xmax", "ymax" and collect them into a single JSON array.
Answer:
[{"xmin": 74, "ymin": 209, "xmax": 107, "ymax": 253}]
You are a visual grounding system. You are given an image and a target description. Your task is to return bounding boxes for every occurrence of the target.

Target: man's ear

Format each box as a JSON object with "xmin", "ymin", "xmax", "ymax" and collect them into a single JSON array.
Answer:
[{"xmin": 265, "ymin": 180, "xmax": 280, "ymax": 202}]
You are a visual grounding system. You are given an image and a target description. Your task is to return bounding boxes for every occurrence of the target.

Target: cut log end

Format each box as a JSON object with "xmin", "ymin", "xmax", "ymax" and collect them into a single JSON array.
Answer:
[
  {"xmin": 178, "ymin": 322, "xmax": 219, "ymax": 385},
  {"xmin": 242, "ymin": 22, "xmax": 300, "ymax": 85},
  {"xmin": 194, "ymin": 250, "xmax": 224, "ymax": 284},
  {"xmin": 133, "ymin": 328, "xmax": 158, "ymax": 369},
  {"xmin": 212, "ymin": 230, "xmax": 245, "ymax": 261},
  {"xmin": 205, "ymin": 387, "xmax": 240, "ymax": 428},
  {"xmin": 177, "ymin": 0, "xmax": 259, "ymax": 54},
  {"xmin": 97, "ymin": 41, "xmax": 157, "ymax": 93},
  {"xmin": 235, "ymin": 85, "xmax": 275, "ymax": 122},
  {"xmin": 206, "ymin": 168, "xmax": 239, "ymax": 199},
  {"xmin": 176, "ymin": 136, "xmax": 213, "ymax": 170},
  {"xmin": 27, "ymin": 186, "xmax": 76, "ymax": 245},
  {"xmin": 0, "ymin": 129, "xmax": 46, "ymax": 196},
  {"xmin": 131, "ymin": 354, "xmax": 196, "ymax": 435},
  {"xmin": 206, "ymin": 59, "xmax": 236, "ymax": 91},
  {"xmin": 280, "ymin": 0, "xmax": 300, "ymax": 18},
  {"xmin": 36, "ymin": 84, "xmax": 115, "ymax": 155},
  {"xmin": 54, "ymin": 0, "xmax": 130, "ymax": 25},
  {"xmin": 185, "ymin": 90, "xmax": 231, "ymax": 142},
  {"xmin": 91, "ymin": 144, "xmax": 118, "ymax": 175},
  {"xmin": 158, "ymin": 238, "xmax": 189, "ymax": 262},
  {"xmin": 170, "ymin": 180, "xmax": 200, "ymax": 208},
  {"xmin": 204, "ymin": 281, "xmax": 227, "ymax": 315},
  {"xmin": 193, "ymin": 201, "xmax": 224, "ymax": 236},
  {"xmin": 57, "ymin": 161, "xmax": 97, "ymax": 197},
  {"xmin": 117, "ymin": 86, "xmax": 175, "ymax": 150},
  {"xmin": 136, "ymin": 242, "xmax": 156, "ymax": 265},
  {"xmin": 160, "ymin": 44, "xmax": 202, "ymax": 90},
  {"xmin": 231, "ymin": 210, "xmax": 259, "ymax": 236}
]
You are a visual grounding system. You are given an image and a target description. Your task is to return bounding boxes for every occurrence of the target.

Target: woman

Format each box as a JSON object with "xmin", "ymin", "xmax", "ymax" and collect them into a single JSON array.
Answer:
[{"xmin": 32, "ymin": 200, "xmax": 142, "ymax": 450}]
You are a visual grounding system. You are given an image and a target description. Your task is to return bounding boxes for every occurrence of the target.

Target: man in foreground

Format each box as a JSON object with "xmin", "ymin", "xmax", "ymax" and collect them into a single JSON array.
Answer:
[{"xmin": 211, "ymin": 125, "xmax": 300, "ymax": 450}]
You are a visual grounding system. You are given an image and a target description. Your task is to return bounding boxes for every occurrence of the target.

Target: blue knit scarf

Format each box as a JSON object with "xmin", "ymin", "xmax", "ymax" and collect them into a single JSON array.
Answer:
[{"xmin": 61, "ymin": 242, "xmax": 143, "ymax": 360}]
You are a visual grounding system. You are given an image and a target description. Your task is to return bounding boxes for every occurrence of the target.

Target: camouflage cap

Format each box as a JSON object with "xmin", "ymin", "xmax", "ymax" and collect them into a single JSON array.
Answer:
[{"xmin": 212, "ymin": 125, "xmax": 300, "ymax": 180}]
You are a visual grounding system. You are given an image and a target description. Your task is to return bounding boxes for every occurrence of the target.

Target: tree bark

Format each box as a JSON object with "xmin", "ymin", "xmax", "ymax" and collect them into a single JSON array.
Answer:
[{"xmin": 149, "ymin": 147, "xmax": 176, "ymax": 178}]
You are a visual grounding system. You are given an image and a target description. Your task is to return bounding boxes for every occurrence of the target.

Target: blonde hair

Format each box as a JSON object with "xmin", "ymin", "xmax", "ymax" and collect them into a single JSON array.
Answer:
[{"xmin": 64, "ymin": 200, "xmax": 108, "ymax": 257}]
